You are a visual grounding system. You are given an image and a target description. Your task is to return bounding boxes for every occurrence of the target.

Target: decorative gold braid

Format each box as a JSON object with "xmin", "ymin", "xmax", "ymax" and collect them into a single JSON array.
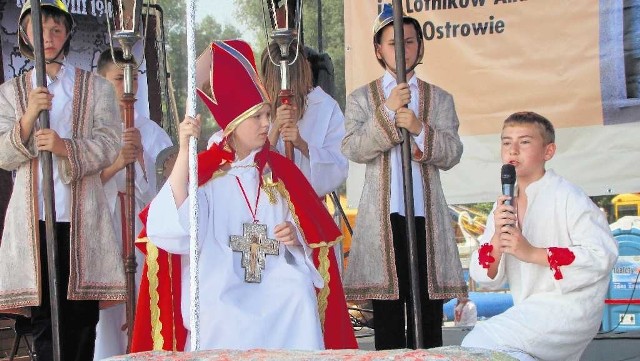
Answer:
[
  {"xmin": 144, "ymin": 239, "xmax": 164, "ymax": 350},
  {"xmin": 316, "ymin": 246, "xmax": 330, "ymax": 331},
  {"xmin": 308, "ymin": 237, "xmax": 343, "ymax": 249},
  {"xmin": 168, "ymin": 252, "xmax": 177, "ymax": 351},
  {"xmin": 223, "ymin": 103, "xmax": 269, "ymax": 137},
  {"xmin": 231, "ymin": 162, "xmax": 257, "ymax": 169},
  {"xmin": 265, "ymin": 177, "xmax": 345, "ymax": 333},
  {"xmin": 262, "ymin": 173, "xmax": 280, "ymax": 205},
  {"xmin": 210, "ymin": 169, "xmax": 227, "ymax": 182},
  {"xmin": 266, "ymin": 179, "xmax": 307, "ymax": 243}
]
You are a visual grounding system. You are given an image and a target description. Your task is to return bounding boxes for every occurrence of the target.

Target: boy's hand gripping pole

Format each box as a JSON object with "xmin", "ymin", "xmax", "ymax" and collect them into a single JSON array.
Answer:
[{"xmin": 31, "ymin": 1, "xmax": 63, "ymax": 360}]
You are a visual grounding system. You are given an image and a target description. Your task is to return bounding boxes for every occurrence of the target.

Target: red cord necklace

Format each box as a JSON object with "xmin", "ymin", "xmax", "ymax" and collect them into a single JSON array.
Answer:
[{"xmin": 235, "ymin": 175, "xmax": 261, "ymax": 223}]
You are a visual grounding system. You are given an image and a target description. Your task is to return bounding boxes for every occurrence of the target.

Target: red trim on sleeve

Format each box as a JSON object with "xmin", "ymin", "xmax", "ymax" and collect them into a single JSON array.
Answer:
[
  {"xmin": 478, "ymin": 243, "xmax": 495, "ymax": 269},
  {"xmin": 547, "ymin": 247, "xmax": 576, "ymax": 280}
]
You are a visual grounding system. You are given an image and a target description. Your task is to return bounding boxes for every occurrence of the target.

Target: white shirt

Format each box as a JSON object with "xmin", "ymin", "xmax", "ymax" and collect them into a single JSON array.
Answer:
[
  {"xmin": 102, "ymin": 112, "xmax": 173, "ymax": 229},
  {"xmin": 95, "ymin": 113, "xmax": 172, "ymax": 360},
  {"xmin": 382, "ymin": 71, "xmax": 426, "ymax": 217},
  {"xmin": 454, "ymin": 300, "xmax": 478, "ymax": 327},
  {"xmin": 273, "ymin": 87, "xmax": 348, "ymax": 197},
  {"xmin": 32, "ymin": 63, "xmax": 74, "ymax": 222}
]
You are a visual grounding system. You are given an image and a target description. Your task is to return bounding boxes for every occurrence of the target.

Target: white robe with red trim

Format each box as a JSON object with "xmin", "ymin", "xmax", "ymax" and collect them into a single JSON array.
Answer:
[{"xmin": 463, "ymin": 170, "xmax": 618, "ymax": 361}]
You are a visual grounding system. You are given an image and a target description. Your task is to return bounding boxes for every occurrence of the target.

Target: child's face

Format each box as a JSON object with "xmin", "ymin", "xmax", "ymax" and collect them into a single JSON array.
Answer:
[
  {"xmin": 375, "ymin": 23, "xmax": 420, "ymax": 75},
  {"xmin": 102, "ymin": 63, "xmax": 139, "ymax": 108},
  {"xmin": 24, "ymin": 15, "xmax": 68, "ymax": 62},
  {"xmin": 501, "ymin": 123, "xmax": 556, "ymax": 182},
  {"xmin": 231, "ymin": 104, "xmax": 271, "ymax": 156}
]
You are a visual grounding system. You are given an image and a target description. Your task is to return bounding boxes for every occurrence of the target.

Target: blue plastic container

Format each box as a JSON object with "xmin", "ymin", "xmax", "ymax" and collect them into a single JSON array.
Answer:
[{"xmin": 602, "ymin": 217, "xmax": 640, "ymax": 332}]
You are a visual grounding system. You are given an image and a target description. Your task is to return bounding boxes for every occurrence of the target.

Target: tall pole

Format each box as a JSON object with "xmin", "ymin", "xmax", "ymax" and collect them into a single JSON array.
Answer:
[
  {"xmin": 111, "ymin": 31, "xmax": 141, "ymax": 356},
  {"xmin": 122, "ymin": 60, "xmax": 137, "ymax": 351},
  {"xmin": 186, "ymin": 0, "xmax": 201, "ymax": 351},
  {"xmin": 392, "ymin": 0, "xmax": 423, "ymax": 349},
  {"xmin": 30, "ymin": 1, "xmax": 63, "ymax": 359},
  {"xmin": 108, "ymin": 0, "xmax": 146, "ymax": 350},
  {"xmin": 316, "ymin": 0, "xmax": 323, "ymax": 53}
]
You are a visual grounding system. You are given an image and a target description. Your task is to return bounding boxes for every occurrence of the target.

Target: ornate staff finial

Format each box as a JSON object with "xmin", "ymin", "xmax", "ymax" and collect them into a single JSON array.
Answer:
[{"xmin": 260, "ymin": 0, "xmax": 303, "ymax": 161}]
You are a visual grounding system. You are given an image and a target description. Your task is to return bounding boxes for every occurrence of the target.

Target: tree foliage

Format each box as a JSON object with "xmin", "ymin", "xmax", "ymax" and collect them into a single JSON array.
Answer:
[
  {"xmin": 156, "ymin": 0, "xmax": 241, "ymax": 135},
  {"xmin": 235, "ymin": 0, "xmax": 346, "ymax": 109}
]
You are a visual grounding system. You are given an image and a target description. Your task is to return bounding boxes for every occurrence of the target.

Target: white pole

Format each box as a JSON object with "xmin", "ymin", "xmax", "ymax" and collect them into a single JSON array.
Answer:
[{"xmin": 186, "ymin": 0, "xmax": 200, "ymax": 351}]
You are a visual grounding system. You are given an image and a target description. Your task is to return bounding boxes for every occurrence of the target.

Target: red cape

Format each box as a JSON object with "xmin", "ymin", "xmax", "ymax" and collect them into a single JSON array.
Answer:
[{"xmin": 131, "ymin": 143, "xmax": 357, "ymax": 351}]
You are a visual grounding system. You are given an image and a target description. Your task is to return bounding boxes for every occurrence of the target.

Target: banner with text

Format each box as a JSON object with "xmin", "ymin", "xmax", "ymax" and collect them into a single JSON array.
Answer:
[
  {"xmin": 0, "ymin": 0, "xmax": 151, "ymax": 118},
  {"xmin": 345, "ymin": 0, "xmax": 640, "ymax": 204}
]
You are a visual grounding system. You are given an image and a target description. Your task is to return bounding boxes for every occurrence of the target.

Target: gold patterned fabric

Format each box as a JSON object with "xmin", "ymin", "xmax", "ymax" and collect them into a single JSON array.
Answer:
[{"xmin": 341, "ymin": 77, "xmax": 467, "ymax": 300}]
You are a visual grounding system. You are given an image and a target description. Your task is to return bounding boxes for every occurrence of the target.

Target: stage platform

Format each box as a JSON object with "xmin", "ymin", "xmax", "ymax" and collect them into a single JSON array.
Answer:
[
  {"xmin": 104, "ymin": 346, "xmax": 514, "ymax": 361},
  {"xmin": 354, "ymin": 326, "xmax": 640, "ymax": 361},
  {"xmin": 2, "ymin": 319, "xmax": 639, "ymax": 360}
]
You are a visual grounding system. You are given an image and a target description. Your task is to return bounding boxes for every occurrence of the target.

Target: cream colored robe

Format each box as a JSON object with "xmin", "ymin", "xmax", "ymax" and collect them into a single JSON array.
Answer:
[
  {"xmin": 342, "ymin": 78, "xmax": 467, "ymax": 300},
  {"xmin": 0, "ymin": 68, "xmax": 126, "ymax": 313}
]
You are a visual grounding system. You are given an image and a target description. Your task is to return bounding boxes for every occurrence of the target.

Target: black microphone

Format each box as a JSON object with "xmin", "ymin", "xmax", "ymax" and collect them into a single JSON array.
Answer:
[{"xmin": 501, "ymin": 164, "xmax": 516, "ymax": 206}]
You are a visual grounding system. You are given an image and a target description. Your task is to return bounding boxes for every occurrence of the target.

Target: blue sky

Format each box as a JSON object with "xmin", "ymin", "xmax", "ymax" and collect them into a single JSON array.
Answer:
[
  {"xmin": 195, "ymin": 0, "xmax": 257, "ymax": 45},
  {"xmin": 195, "ymin": 0, "xmax": 235, "ymax": 22}
]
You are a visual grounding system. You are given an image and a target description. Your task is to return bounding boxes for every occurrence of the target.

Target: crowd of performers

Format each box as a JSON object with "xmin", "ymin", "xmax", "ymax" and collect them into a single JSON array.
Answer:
[{"xmin": 0, "ymin": 2, "xmax": 618, "ymax": 361}]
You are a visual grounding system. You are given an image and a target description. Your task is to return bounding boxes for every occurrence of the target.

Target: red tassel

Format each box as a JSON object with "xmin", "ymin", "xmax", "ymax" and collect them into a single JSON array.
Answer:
[
  {"xmin": 547, "ymin": 247, "xmax": 576, "ymax": 280},
  {"xmin": 478, "ymin": 243, "xmax": 495, "ymax": 269}
]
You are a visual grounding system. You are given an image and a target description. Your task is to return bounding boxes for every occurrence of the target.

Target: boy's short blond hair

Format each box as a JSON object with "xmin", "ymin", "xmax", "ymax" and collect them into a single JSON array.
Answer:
[
  {"xmin": 97, "ymin": 48, "xmax": 137, "ymax": 76},
  {"xmin": 503, "ymin": 111, "xmax": 555, "ymax": 145}
]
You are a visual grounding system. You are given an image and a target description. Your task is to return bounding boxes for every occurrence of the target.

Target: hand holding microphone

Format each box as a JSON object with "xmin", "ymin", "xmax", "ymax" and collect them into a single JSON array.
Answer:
[
  {"xmin": 501, "ymin": 163, "xmax": 516, "ymax": 207},
  {"xmin": 493, "ymin": 164, "xmax": 517, "ymax": 232},
  {"xmin": 495, "ymin": 164, "xmax": 537, "ymax": 262}
]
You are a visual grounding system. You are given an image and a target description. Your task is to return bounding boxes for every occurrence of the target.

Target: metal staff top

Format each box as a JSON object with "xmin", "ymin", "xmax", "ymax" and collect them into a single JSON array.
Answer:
[{"xmin": 262, "ymin": 0, "xmax": 303, "ymax": 161}]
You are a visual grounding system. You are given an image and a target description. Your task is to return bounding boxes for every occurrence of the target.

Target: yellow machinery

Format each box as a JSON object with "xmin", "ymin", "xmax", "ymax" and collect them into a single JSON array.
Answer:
[{"xmin": 611, "ymin": 193, "xmax": 640, "ymax": 220}]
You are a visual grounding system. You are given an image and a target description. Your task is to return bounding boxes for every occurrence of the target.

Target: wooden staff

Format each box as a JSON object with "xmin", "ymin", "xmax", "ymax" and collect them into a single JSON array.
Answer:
[
  {"xmin": 278, "ymin": 76, "xmax": 295, "ymax": 161},
  {"xmin": 392, "ymin": 0, "xmax": 423, "ymax": 349},
  {"xmin": 30, "ymin": 1, "xmax": 63, "ymax": 359},
  {"xmin": 121, "ymin": 62, "xmax": 137, "ymax": 351},
  {"xmin": 108, "ymin": 1, "xmax": 145, "ymax": 349}
]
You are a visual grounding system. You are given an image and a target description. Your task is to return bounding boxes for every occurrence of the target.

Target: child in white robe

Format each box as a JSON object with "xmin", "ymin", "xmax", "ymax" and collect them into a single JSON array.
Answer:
[
  {"xmin": 94, "ymin": 48, "xmax": 173, "ymax": 360},
  {"xmin": 462, "ymin": 111, "xmax": 618, "ymax": 361},
  {"xmin": 260, "ymin": 42, "xmax": 348, "ymax": 198},
  {"xmin": 453, "ymin": 296, "xmax": 477, "ymax": 327}
]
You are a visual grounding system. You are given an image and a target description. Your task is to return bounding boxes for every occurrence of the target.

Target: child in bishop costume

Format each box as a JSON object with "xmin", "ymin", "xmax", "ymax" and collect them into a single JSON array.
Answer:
[{"xmin": 132, "ymin": 40, "xmax": 356, "ymax": 351}]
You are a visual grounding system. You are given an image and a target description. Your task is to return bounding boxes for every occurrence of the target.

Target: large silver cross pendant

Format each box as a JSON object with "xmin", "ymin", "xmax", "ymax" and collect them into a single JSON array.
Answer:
[{"xmin": 230, "ymin": 223, "xmax": 279, "ymax": 283}]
